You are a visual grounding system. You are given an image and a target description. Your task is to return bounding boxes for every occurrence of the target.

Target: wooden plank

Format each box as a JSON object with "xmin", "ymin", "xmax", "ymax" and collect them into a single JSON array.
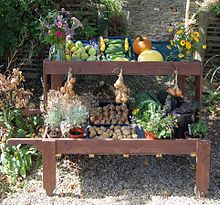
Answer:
[
  {"xmin": 195, "ymin": 140, "xmax": 210, "ymax": 197},
  {"xmin": 42, "ymin": 139, "xmax": 56, "ymax": 196},
  {"xmin": 7, "ymin": 138, "xmax": 43, "ymax": 152},
  {"xmin": 55, "ymin": 138, "xmax": 197, "ymax": 155},
  {"xmin": 43, "ymin": 60, "xmax": 202, "ymax": 76}
]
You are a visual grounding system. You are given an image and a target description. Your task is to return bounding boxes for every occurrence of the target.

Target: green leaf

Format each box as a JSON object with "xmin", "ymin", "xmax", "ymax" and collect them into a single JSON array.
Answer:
[{"xmin": 17, "ymin": 129, "xmax": 26, "ymax": 138}]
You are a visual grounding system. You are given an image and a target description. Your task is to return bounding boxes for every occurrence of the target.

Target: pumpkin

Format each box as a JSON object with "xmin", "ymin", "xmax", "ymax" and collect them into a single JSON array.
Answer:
[
  {"xmin": 138, "ymin": 50, "xmax": 163, "ymax": 62},
  {"xmin": 133, "ymin": 35, "xmax": 152, "ymax": 55}
]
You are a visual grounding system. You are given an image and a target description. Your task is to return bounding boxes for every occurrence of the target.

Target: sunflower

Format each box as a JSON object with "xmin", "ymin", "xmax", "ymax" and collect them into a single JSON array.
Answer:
[
  {"xmin": 194, "ymin": 31, "xmax": 200, "ymax": 37},
  {"xmin": 202, "ymin": 45, "xmax": 207, "ymax": 49},
  {"xmin": 167, "ymin": 45, "xmax": 172, "ymax": 50},
  {"xmin": 176, "ymin": 30, "xmax": 183, "ymax": 35},
  {"xmin": 170, "ymin": 40, "xmax": 174, "ymax": 46},
  {"xmin": 180, "ymin": 40, "xmax": 185, "ymax": 46},
  {"xmin": 193, "ymin": 37, "xmax": 199, "ymax": 42},
  {"xmin": 178, "ymin": 54, "xmax": 184, "ymax": 58},
  {"xmin": 185, "ymin": 42, "xmax": 191, "ymax": 49}
]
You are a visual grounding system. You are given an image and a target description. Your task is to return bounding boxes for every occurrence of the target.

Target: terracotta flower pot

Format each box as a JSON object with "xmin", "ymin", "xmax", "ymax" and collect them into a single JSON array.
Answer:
[
  {"xmin": 145, "ymin": 131, "xmax": 158, "ymax": 140},
  {"xmin": 69, "ymin": 127, "xmax": 84, "ymax": 139}
]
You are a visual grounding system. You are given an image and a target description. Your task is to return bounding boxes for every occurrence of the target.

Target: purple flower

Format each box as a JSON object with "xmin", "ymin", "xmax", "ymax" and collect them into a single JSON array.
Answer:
[{"xmin": 66, "ymin": 34, "xmax": 71, "ymax": 41}]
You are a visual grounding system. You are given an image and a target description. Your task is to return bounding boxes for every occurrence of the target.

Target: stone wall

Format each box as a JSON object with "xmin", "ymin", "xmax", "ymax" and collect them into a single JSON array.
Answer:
[{"xmin": 123, "ymin": 0, "xmax": 202, "ymax": 41}]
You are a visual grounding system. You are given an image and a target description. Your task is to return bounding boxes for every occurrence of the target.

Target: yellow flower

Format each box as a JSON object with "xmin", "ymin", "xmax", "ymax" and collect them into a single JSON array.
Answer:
[
  {"xmin": 185, "ymin": 42, "xmax": 191, "ymax": 49},
  {"xmin": 170, "ymin": 40, "xmax": 174, "ymax": 46},
  {"xmin": 132, "ymin": 109, "xmax": 140, "ymax": 115},
  {"xmin": 168, "ymin": 28, "xmax": 173, "ymax": 32},
  {"xmin": 194, "ymin": 31, "xmax": 200, "ymax": 37},
  {"xmin": 180, "ymin": 40, "xmax": 185, "ymax": 46},
  {"xmin": 193, "ymin": 37, "xmax": 199, "ymax": 42},
  {"xmin": 202, "ymin": 45, "xmax": 207, "ymax": 49},
  {"xmin": 176, "ymin": 30, "xmax": 183, "ymax": 35},
  {"xmin": 178, "ymin": 54, "xmax": 184, "ymax": 58},
  {"xmin": 167, "ymin": 45, "xmax": 172, "ymax": 50}
]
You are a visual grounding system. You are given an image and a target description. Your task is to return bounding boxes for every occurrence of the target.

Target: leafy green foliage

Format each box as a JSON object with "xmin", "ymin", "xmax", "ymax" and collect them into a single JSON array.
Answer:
[
  {"xmin": 0, "ymin": 144, "xmax": 37, "ymax": 185},
  {"xmin": 133, "ymin": 93, "xmax": 177, "ymax": 139},
  {"xmin": 0, "ymin": 108, "xmax": 43, "ymax": 139},
  {"xmin": 203, "ymin": 88, "xmax": 220, "ymax": 114},
  {"xmin": 0, "ymin": 0, "xmax": 52, "ymax": 59},
  {"xmin": 191, "ymin": 121, "xmax": 208, "ymax": 137},
  {"xmin": 210, "ymin": 3, "xmax": 220, "ymax": 17}
]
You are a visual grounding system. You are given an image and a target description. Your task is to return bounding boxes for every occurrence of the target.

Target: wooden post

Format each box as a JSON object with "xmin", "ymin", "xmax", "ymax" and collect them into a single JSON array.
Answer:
[
  {"xmin": 195, "ymin": 75, "xmax": 202, "ymax": 102},
  {"xmin": 185, "ymin": 0, "xmax": 191, "ymax": 29},
  {"xmin": 196, "ymin": 11, "xmax": 209, "ymax": 62},
  {"xmin": 42, "ymin": 139, "xmax": 56, "ymax": 196},
  {"xmin": 51, "ymin": 75, "xmax": 62, "ymax": 90},
  {"xmin": 195, "ymin": 140, "xmax": 210, "ymax": 197},
  {"xmin": 177, "ymin": 75, "xmax": 186, "ymax": 96}
]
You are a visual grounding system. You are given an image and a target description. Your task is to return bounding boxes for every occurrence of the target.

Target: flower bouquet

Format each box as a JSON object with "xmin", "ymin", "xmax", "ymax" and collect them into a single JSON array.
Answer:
[
  {"xmin": 166, "ymin": 24, "xmax": 206, "ymax": 61},
  {"xmin": 40, "ymin": 8, "xmax": 82, "ymax": 61}
]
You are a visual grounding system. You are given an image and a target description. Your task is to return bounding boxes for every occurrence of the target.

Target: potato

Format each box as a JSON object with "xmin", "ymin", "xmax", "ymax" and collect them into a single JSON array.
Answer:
[
  {"xmin": 106, "ymin": 120, "xmax": 111, "ymax": 124},
  {"xmin": 114, "ymin": 125, "xmax": 121, "ymax": 130},
  {"xmin": 94, "ymin": 120, "xmax": 100, "ymax": 125},
  {"xmin": 115, "ymin": 129, "xmax": 121, "ymax": 134},
  {"xmin": 132, "ymin": 134, "xmax": 138, "ymax": 139},
  {"xmin": 121, "ymin": 104, "xmax": 127, "ymax": 111},
  {"xmin": 103, "ymin": 111, "xmax": 109, "ymax": 117},
  {"xmin": 127, "ymin": 135, "xmax": 132, "ymax": 139},
  {"xmin": 122, "ymin": 135, "xmax": 127, "ymax": 139},
  {"xmin": 122, "ymin": 128, "xmax": 131, "ymax": 136},
  {"xmin": 111, "ymin": 119, "xmax": 118, "ymax": 124},
  {"xmin": 90, "ymin": 130, "xmax": 96, "ymax": 138},
  {"xmin": 97, "ymin": 129, "xmax": 104, "ymax": 135},
  {"xmin": 117, "ymin": 134, "xmax": 123, "ymax": 139},
  {"xmin": 109, "ymin": 110, "xmax": 115, "ymax": 115},
  {"xmin": 112, "ymin": 134, "xmax": 118, "ymax": 139},
  {"xmin": 100, "ymin": 126, "xmax": 107, "ymax": 131},
  {"xmin": 100, "ymin": 133, "xmax": 109, "ymax": 139},
  {"xmin": 100, "ymin": 119, "xmax": 105, "ymax": 124},
  {"xmin": 110, "ymin": 125, "xmax": 114, "ymax": 130},
  {"xmin": 109, "ymin": 115, "xmax": 114, "ymax": 120},
  {"xmin": 125, "ymin": 120, "xmax": 129, "ymax": 124},
  {"xmin": 89, "ymin": 127, "xmax": 95, "ymax": 132},
  {"xmin": 118, "ymin": 120, "xmax": 123, "ymax": 124}
]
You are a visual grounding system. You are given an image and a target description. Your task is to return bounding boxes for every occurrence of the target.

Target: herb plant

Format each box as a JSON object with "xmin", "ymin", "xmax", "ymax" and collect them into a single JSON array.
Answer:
[{"xmin": 191, "ymin": 121, "xmax": 208, "ymax": 137}]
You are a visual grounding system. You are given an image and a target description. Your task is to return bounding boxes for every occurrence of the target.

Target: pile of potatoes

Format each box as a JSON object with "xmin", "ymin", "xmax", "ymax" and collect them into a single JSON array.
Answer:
[
  {"xmin": 90, "ymin": 104, "xmax": 129, "ymax": 125},
  {"xmin": 88, "ymin": 125, "xmax": 138, "ymax": 139}
]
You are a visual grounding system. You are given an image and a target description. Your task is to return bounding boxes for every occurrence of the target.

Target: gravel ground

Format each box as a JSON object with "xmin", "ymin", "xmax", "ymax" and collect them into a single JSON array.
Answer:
[{"xmin": 1, "ymin": 77, "xmax": 220, "ymax": 205}]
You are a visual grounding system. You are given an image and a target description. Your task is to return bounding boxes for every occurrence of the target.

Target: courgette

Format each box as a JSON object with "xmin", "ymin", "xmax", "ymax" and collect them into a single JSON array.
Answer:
[{"xmin": 108, "ymin": 39, "xmax": 124, "ymax": 44}]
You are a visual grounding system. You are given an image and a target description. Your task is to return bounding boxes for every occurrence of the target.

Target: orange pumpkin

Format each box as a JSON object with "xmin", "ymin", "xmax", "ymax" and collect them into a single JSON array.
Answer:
[{"xmin": 133, "ymin": 35, "xmax": 152, "ymax": 55}]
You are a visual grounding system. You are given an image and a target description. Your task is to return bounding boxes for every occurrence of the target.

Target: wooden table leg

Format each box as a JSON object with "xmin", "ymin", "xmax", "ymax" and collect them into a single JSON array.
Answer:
[
  {"xmin": 177, "ymin": 75, "xmax": 186, "ymax": 96},
  {"xmin": 51, "ymin": 75, "xmax": 62, "ymax": 90},
  {"xmin": 42, "ymin": 139, "xmax": 56, "ymax": 196},
  {"xmin": 195, "ymin": 75, "xmax": 202, "ymax": 102},
  {"xmin": 195, "ymin": 140, "xmax": 210, "ymax": 197}
]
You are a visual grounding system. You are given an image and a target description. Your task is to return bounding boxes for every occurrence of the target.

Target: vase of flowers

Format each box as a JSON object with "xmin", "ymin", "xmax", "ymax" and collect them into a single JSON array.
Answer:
[
  {"xmin": 166, "ymin": 24, "xmax": 206, "ymax": 61},
  {"xmin": 40, "ymin": 8, "xmax": 82, "ymax": 61}
]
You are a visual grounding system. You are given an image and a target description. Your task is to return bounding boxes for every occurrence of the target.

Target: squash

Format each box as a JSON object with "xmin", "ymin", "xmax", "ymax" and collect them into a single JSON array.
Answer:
[
  {"xmin": 133, "ymin": 35, "xmax": 152, "ymax": 55},
  {"xmin": 138, "ymin": 50, "xmax": 163, "ymax": 62}
]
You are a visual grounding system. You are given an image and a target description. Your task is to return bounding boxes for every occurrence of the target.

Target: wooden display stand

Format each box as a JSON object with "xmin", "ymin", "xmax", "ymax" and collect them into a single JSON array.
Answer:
[{"xmin": 7, "ymin": 60, "xmax": 210, "ymax": 197}]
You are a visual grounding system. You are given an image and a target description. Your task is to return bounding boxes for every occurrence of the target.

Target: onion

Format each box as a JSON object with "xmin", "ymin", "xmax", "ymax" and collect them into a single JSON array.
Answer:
[
  {"xmin": 60, "ymin": 86, "xmax": 66, "ymax": 93},
  {"xmin": 175, "ymin": 87, "xmax": 183, "ymax": 97},
  {"xmin": 167, "ymin": 87, "xmax": 176, "ymax": 96},
  {"xmin": 70, "ymin": 77, "xmax": 76, "ymax": 84},
  {"xmin": 66, "ymin": 83, "xmax": 73, "ymax": 90}
]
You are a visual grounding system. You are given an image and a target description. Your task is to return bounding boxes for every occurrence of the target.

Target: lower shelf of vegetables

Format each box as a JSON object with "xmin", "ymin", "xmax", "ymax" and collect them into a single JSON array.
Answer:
[{"xmin": 43, "ymin": 67, "xmax": 208, "ymax": 140}]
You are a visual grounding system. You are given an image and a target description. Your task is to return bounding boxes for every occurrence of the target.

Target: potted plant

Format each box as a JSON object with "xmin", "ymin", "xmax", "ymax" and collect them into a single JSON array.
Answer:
[
  {"xmin": 133, "ymin": 97, "xmax": 177, "ymax": 139},
  {"xmin": 62, "ymin": 98, "xmax": 89, "ymax": 138},
  {"xmin": 44, "ymin": 91, "xmax": 62, "ymax": 138},
  {"xmin": 186, "ymin": 120, "xmax": 208, "ymax": 138}
]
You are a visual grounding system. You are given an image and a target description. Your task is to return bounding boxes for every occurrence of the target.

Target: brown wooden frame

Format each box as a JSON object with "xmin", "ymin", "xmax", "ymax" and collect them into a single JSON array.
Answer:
[
  {"xmin": 43, "ymin": 60, "xmax": 203, "ymax": 103},
  {"xmin": 7, "ymin": 138, "xmax": 210, "ymax": 197},
  {"xmin": 6, "ymin": 60, "xmax": 210, "ymax": 197}
]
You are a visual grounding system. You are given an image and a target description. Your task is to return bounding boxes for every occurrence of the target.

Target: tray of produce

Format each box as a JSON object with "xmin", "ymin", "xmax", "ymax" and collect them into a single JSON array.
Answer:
[
  {"xmin": 89, "ymin": 103, "xmax": 131, "ymax": 126},
  {"xmin": 65, "ymin": 39, "xmax": 99, "ymax": 61},
  {"xmin": 98, "ymin": 36, "xmax": 134, "ymax": 61},
  {"xmin": 87, "ymin": 125, "xmax": 138, "ymax": 139}
]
